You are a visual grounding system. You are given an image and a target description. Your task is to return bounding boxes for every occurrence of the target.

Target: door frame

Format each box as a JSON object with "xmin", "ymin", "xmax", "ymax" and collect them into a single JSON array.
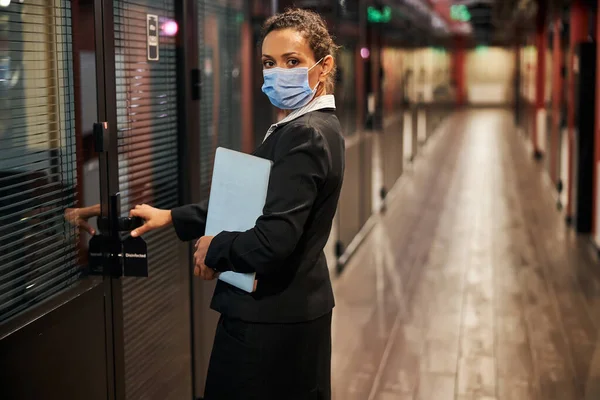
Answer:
[
  {"xmin": 175, "ymin": 0, "xmax": 202, "ymax": 397},
  {"xmin": 93, "ymin": 0, "xmax": 124, "ymax": 398}
]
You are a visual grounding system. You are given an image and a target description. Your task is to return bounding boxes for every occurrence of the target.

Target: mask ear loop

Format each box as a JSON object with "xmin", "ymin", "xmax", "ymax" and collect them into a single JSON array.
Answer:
[
  {"xmin": 309, "ymin": 57, "xmax": 325, "ymax": 91},
  {"xmin": 308, "ymin": 57, "xmax": 325, "ymax": 71}
]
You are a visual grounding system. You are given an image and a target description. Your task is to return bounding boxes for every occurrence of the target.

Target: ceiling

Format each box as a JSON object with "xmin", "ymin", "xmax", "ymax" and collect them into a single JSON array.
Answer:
[
  {"xmin": 382, "ymin": 0, "xmax": 576, "ymax": 46},
  {"xmin": 458, "ymin": 0, "xmax": 496, "ymax": 44},
  {"xmin": 377, "ymin": 0, "xmax": 505, "ymax": 46},
  {"xmin": 462, "ymin": 0, "xmax": 575, "ymax": 45},
  {"xmin": 298, "ymin": 0, "xmax": 580, "ymax": 46}
]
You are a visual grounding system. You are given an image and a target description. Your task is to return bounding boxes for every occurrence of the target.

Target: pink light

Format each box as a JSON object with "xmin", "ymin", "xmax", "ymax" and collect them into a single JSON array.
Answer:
[
  {"xmin": 162, "ymin": 20, "xmax": 178, "ymax": 36},
  {"xmin": 360, "ymin": 47, "xmax": 370, "ymax": 59}
]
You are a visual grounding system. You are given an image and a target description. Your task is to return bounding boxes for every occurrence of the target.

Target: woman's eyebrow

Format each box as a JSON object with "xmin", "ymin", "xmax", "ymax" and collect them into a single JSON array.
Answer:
[{"xmin": 262, "ymin": 52, "xmax": 300, "ymax": 58}]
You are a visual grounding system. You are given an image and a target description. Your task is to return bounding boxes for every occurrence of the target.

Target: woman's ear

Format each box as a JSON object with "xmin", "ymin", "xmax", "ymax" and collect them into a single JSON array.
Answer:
[{"xmin": 320, "ymin": 55, "xmax": 334, "ymax": 81}]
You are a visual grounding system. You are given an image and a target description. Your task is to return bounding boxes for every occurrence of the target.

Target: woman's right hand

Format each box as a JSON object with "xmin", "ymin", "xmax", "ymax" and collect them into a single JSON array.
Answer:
[{"xmin": 129, "ymin": 204, "xmax": 172, "ymax": 237}]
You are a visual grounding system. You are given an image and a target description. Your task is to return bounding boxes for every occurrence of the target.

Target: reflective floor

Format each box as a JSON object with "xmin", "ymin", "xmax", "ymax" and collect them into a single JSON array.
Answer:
[{"xmin": 331, "ymin": 110, "xmax": 600, "ymax": 400}]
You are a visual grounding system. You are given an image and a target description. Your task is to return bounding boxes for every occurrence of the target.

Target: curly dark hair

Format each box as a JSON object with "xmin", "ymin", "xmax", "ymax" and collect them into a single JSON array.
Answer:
[{"xmin": 261, "ymin": 8, "xmax": 340, "ymax": 93}]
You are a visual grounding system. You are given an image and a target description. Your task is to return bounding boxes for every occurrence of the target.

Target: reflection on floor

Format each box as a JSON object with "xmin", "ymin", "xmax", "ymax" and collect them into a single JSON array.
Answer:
[{"xmin": 331, "ymin": 110, "xmax": 600, "ymax": 400}]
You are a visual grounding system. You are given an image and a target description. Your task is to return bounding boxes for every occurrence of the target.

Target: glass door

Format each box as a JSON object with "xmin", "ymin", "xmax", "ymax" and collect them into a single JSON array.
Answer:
[
  {"xmin": 0, "ymin": 0, "xmax": 116, "ymax": 398},
  {"xmin": 111, "ymin": 0, "xmax": 193, "ymax": 398}
]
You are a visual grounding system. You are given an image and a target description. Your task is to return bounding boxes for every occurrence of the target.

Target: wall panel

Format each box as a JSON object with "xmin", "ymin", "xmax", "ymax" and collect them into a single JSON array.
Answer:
[
  {"xmin": 194, "ymin": 0, "xmax": 245, "ymax": 395},
  {"xmin": 338, "ymin": 136, "xmax": 362, "ymax": 249}
]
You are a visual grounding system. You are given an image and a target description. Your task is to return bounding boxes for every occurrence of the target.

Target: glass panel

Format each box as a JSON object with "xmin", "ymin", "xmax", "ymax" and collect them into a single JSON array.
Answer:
[
  {"xmin": 336, "ymin": 44, "xmax": 358, "ymax": 136},
  {"xmin": 0, "ymin": 0, "xmax": 101, "ymax": 324},
  {"xmin": 113, "ymin": 1, "xmax": 192, "ymax": 398},
  {"xmin": 199, "ymin": 0, "xmax": 244, "ymax": 197}
]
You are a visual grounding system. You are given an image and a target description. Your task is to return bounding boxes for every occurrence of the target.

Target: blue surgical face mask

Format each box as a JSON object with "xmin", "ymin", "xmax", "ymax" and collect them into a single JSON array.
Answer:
[{"xmin": 261, "ymin": 58, "xmax": 323, "ymax": 110}]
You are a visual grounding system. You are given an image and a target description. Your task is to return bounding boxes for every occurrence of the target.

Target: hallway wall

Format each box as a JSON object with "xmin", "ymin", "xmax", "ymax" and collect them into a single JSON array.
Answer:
[{"xmin": 466, "ymin": 47, "xmax": 515, "ymax": 106}]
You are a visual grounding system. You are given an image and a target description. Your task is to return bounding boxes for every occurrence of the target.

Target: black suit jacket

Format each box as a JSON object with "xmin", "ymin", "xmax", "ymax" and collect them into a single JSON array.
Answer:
[{"xmin": 171, "ymin": 109, "xmax": 345, "ymax": 323}]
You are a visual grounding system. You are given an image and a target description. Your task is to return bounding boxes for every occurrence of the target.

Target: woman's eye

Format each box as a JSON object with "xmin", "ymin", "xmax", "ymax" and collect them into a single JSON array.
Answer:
[
  {"xmin": 263, "ymin": 60, "xmax": 274, "ymax": 68},
  {"xmin": 287, "ymin": 59, "xmax": 299, "ymax": 67}
]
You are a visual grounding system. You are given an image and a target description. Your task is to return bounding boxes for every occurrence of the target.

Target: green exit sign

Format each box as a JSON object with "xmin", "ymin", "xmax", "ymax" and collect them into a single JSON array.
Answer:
[
  {"xmin": 367, "ymin": 6, "xmax": 391, "ymax": 23},
  {"xmin": 450, "ymin": 4, "xmax": 471, "ymax": 22}
]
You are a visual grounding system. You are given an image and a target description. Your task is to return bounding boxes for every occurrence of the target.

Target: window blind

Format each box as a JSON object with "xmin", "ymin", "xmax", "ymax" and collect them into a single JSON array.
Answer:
[{"xmin": 0, "ymin": 0, "xmax": 80, "ymax": 323}]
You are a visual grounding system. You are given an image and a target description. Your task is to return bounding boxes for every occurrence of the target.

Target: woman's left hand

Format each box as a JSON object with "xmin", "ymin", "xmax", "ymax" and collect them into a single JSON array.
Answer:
[{"xmin": 194, "ymin": 236, "xmax": 216, "ymax": 280}]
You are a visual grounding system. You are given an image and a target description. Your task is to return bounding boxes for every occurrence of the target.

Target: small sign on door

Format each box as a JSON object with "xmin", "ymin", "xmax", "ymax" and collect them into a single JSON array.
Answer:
[{"xmin": 147, "ymin": 14, "xmax": 159, "ymax": 61}]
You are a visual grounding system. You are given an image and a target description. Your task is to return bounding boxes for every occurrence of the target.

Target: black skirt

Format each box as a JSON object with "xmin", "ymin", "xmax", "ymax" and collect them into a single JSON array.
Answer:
[{"xmin": 204, "ymin": 311, "xmax": 332, "ymax": 400}]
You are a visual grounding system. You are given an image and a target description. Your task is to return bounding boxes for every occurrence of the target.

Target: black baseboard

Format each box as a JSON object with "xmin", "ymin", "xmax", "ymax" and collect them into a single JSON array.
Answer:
[
  {"xmin": 380, "ymin": 186, "xmax": 387, "ymax": 200},
  {"xmin": 335, "ymin": 260, "xmax": 344, "ymax": 275}
]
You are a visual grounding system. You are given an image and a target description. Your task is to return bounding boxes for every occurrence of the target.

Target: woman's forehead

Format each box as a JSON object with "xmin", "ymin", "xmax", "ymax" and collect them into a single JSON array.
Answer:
[{"xmin": 262, "ymin": 29, "xmax": 313, "ymax": 58}]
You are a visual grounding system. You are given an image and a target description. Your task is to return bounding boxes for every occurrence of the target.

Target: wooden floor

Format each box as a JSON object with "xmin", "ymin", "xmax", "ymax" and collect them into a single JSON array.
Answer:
[{"xmin": 331, "ymin": 109, "xmax": 600, "ymax": 400}]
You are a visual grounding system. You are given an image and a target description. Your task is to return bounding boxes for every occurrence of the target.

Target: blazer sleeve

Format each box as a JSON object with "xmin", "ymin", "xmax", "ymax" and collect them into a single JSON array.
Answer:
[
  {"xmin": 204, "ymin": 125, "xmax": 330, "ymax": 275},
  {"xmin": 171, "ymin": 199, "xmax": 209, "ymax": 242}
]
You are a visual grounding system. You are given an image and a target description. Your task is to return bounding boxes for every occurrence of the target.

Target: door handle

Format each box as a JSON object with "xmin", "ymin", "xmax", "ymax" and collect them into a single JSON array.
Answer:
[
  {"xmin": 88, "ymin": 122, "xmax": 149, "ymax": 278},
  {"xmin": 87, "ymin": 197, "xmax": 149, "ymax": 278},
  {"xmin": 97, "ymin": 216, "xmax": 144, "ymax": 232}
]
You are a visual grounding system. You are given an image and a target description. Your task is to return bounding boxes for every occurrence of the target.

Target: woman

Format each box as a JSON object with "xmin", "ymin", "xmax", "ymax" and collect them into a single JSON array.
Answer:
[{"xmin": 130, "ymin": 8, "xmax": 345, "ymax": 399}]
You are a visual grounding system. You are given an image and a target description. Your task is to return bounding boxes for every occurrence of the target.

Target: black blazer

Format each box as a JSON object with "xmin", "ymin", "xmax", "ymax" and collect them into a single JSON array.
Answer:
[{"xmin": 171, "ymin": 109, "xmax": 345, "ymax": 323}]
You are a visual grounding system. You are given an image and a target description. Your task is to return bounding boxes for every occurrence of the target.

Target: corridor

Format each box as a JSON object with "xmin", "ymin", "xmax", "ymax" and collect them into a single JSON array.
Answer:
[{"xmin": 331, "ymin": 110, "xmax": 600, "ymax": 400}]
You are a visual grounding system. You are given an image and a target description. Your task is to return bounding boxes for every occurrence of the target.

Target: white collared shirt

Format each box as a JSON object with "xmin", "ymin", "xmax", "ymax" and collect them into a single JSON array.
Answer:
[{"xmin": 262, "ymin": 95, "xmax": 336, "ymax": 142}]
